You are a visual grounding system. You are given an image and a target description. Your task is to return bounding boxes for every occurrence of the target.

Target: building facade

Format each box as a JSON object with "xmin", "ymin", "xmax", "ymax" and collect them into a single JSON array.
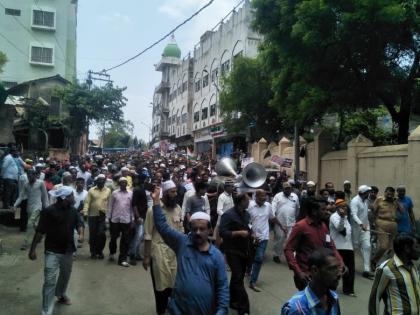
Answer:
[
  {"xmin": 0, "ymin": 0, "xmax": 77, "ymax": 88},
  {"xmin": 151, "ymin": 0, "xmax": 261, "ymax": 157}
]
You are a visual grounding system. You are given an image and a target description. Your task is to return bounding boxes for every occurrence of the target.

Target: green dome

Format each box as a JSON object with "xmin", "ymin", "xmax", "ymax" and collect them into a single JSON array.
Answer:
[{"xmin": 163, "ymin": 36, "xmax": 181, "ymax": 58}]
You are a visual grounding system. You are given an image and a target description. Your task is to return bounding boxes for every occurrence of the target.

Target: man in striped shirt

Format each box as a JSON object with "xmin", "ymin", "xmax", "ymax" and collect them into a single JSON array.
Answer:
[{"xmin": 369, "ymin": 233, "xmax": 420, "ymax": 315}]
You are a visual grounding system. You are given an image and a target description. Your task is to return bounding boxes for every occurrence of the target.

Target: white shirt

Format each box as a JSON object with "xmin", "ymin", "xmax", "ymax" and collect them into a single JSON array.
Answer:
[
  {"xmin": 350, "ymin": 195, "xmax": 369, "ymax": 226},
  {"xmin": 272, "ymin": 191, "xmax": 300, "ymax": 227},
  {"xmin": 217, "ymin": 192, "xmax": 234, "ymax": 216},
  {"xmin": 74, "ymin": 189, "xmax": 88, "ymax": 210},
  {"xmin": 329, "ymin": 212, "xmax": 353, "ymax": 250},
  {"xmin": 247, "ymin": 200, "xmax": 274, "ymax": 241}
]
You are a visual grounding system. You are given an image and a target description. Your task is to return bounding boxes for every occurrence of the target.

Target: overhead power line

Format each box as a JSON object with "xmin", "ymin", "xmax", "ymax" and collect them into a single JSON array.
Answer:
[
  {"xmin": 0, "ymin": 31, "xmax": 29, "ymax": 58},
  {"xmin": 102, "ymin": 0, "xmax": 214, "ymax": 72}
]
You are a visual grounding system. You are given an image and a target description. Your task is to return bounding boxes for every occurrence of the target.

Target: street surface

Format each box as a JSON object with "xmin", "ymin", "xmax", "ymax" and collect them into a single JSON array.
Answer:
[{"xmin": 0, "ymin": 224, "xmax": 375, "ymax": 315}]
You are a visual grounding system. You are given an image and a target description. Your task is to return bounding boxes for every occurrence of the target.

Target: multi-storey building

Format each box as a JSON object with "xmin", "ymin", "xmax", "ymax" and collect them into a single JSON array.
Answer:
[
  {"xmin": 152, "ymin": 0, "xmax": 261, "ymax": 157},
  {"xmin": 0, "ymin": 0, "xmax": 77, "ymax": 88}
]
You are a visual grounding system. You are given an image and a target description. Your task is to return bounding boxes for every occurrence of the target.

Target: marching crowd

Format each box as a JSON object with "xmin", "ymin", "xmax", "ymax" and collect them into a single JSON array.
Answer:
[{"xmin": 1, "ymin": 142, "xmax": 419, "ymax": 315}]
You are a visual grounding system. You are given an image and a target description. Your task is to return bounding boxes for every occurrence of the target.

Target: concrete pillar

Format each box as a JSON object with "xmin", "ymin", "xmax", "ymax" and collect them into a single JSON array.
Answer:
[
  {"xmin": 346, "ymin": 135, "xmax": 373, "ymax": 190},
  {"xmin": 313, "ymin": 130, "xmax": 333, "ymax": 188},
  {"xmin": 279, "ymin": 137, "xmax": 291, "ymax": 155},
  {"xmin": 0, "ymin": 105, "xmax": 15, "ymax": 144},
  {"xmin": 256, "ymin": 138, "xmax": 268, "ymax": 163},
  {"xmin": 407, "ymin": 126, "xmax": 420, "ymax": 217},
  {"xmin": 211, "ymin": 138, "xmax": 216, "ymax": 160}
]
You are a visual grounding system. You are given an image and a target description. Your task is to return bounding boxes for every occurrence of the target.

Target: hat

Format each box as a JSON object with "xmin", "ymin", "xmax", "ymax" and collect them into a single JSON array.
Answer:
[
  {"xmin": 344, "ymin": 180, "xmax": 351, "ymax": 185},
  {"xmin": 335, "ymin": 199, "xmax": 346, "ymax": 206},
  {"xmin": 307, "ymin": 181, "xmax": 316, "ymax": 187},
  {"xmin": 358, "ymin": 185, "xmax": 371, "ymax": 193},
  {"xmin": 62, "ymin": 171, "xmax": 71, "ymax": 177},
  {"xmin": 190, "ymin": 211, "xmax": 211, "ymax": 222},
  {"xmin": 160, "ymin": 163, "xmax": 166, "ymax": 168},
  {"xmin": 283, "ymin": 182, "xmax": 291, "ymax": 188},
  {"xmin": 269, "ymin": 176, "xmax": 276, "ymax": 181},
  {"xmin": 35, "ymin": 163, "xmax": 44, "ymax": 168},
  {"xmin": 162, "ymin": 180, "xmax": 176, "ymax": 193},
  {"xmin": 49, "ymin": 186, "xmax": 74, "ymax": 200},
  {"xmin": 25, "ymin": 158, "xmax": 33, "ymax": 164},
  {"xmin": 121, "ymin": 167, "xmax": 129, "ymax": 172},
  {"xmin": 39, "ymin": 157, "xmax": 44, "ymax": 161},
  {"xmin": 119, "ymin": 177, "xmax": 128, "ymax": 182},
  {"xmin": 288, "ymin": 179, "xmax": 295, "ymax": 186},
  {"xmin": 95, "ymin": 174, "xmax": 106, "ymax": 181}
]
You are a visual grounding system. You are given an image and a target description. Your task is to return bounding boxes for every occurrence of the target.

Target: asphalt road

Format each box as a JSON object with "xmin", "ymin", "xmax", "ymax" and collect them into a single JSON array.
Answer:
[{"xmin": 0, "ymin": 225, "xmax": 376, "ymax": 315}]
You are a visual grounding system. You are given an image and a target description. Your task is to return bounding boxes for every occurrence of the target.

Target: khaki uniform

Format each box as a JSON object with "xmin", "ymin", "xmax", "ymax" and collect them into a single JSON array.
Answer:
[
  {"xmin": 372, "ymin": 197, "xmax": 399, "ymax": 264},
  {"xmin": 144, "ymin": 203, "xmax": 183, "ymax": 291}
]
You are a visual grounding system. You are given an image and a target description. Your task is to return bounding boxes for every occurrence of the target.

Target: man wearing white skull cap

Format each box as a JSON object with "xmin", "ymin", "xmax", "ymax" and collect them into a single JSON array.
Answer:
[
  {"xmin": 143, "ymin": 180, "xmax": 183, "ymax": 314},
  {"xmin": 150, "ymin": 186, "xmax": 229, "ymax": 315},
  {"xmin": 29, "ymin": 185, "xmax": 83, "ymax": 315}
]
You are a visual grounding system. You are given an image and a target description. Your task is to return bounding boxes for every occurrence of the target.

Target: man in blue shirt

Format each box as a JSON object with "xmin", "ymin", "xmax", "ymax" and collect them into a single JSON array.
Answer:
[
  {"xmin": 151, "ymin": 186, "xmax": 229, "ymax": 315},
  {"xmin": 281, "ymin": 248, "xmax": 342, "ymax": 315},
  {"xmin": 396, "ymin": 186, "xmax": 416, "ymax": 234}
]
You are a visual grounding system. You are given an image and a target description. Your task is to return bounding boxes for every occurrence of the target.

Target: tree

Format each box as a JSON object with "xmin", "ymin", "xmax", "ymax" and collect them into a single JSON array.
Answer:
[
  {"xmin": 55, "ymin": 82, "xmax": 126, "ymax": 153},
  {"xmin": 0, "ymin": 51, "xmax": 7, "ymax": 74},
  {"xmin": 102, "ymin": 120, "xmax": 134, "ymax": 148},
  {"xmin": 253, "ymin": 0, "xmax": 419, "ymax": 143},
  {"xmin": 219, "ymin": 56, "xmax": 286, "ymax": 142}
]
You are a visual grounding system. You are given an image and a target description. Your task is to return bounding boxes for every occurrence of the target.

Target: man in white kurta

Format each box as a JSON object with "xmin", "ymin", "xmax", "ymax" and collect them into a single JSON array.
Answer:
[{"xmin": 271, "ymin": 182, "xmax": 300, "ymax": 263}]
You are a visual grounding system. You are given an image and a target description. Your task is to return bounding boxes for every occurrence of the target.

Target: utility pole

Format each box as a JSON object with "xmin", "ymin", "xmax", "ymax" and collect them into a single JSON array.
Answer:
[
  {"xmin": 85, "ymin": 70, "xmax": 113, "ymax": 151},
  {"xmin": 294, "ymin": 123, "xmax": 300, "ymax": 182}
]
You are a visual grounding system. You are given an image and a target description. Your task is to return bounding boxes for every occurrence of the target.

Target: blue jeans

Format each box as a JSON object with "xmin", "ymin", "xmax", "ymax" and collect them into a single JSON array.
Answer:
[
  {"xmin": 250, "ymin": 240, "xmax": 268, "ymax": 285},
  {"xmin": 129, "ymin": 222, "xmax": 144, "ymax": 257},
  {"xmin": 42, "ymin": 251, "xmax": 73, "ymax": 315}
]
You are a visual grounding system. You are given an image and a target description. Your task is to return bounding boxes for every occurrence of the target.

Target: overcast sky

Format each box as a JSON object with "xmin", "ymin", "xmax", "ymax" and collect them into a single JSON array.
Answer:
[{"xmin": 77, "ymin": 0, "xmax": 241, "ymax": 142}]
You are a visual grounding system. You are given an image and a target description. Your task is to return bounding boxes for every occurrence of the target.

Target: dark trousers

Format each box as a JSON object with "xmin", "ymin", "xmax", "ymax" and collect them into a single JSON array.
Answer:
[
  {"xmin": 2, "ymin": 179, "xmax": 18, "ymax": 209},
  {"xmin": 226, "ymin": 253, "xmax": 250, "ymax": 314},
  {"xmin": 339, "ymin": 249, "xmax": 355, "ymax": 294},
  {"xmin": 109, "ymin": 222, "xmax": 130, "ymax": 263},
  {"xmin": 19, "ymin": 199, "xmax": 28, "ymax": 232},
  {"xmin": 150, "ymin": 259, "xmax": 172, "ymax": 315},
  {"xmin": 88, "ymin": 215, "xmax": 106, "ymax": 256}
]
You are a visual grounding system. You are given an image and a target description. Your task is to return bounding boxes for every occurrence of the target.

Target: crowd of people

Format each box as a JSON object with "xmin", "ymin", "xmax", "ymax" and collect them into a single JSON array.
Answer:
[{"xmin": 1, "ymin": 142, "xmax": 419, "ymax": 315}]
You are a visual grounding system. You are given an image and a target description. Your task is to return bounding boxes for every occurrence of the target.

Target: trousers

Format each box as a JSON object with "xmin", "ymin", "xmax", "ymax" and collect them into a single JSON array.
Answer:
[
  {"xmin": 129, "ymin": 222, "xmax": 144, "ymax": 258},
  {"xmin": 2, "ymin": 178, "xmax": 17, "ymax": 209},
  {"xmin": 338, "ymin": 249, "xmax": 355, "ymax": 294},
  {"xmin": 109, "ymin": 222, "xmax": 131, "ymax": 263},
  {"xmin": 351, "ymin": 225, "xmax": 371, "ymax": 272},
  {"xmin": 226, "ymin": 253, "xmax": 250, "ymax": 314},
  {"xmin": 88, "ymin": 215, "xmax": 106, "ymax": 256},
  {"xmin": 42, "ymin": 251, "xmax": 73, "ymax": 315},
  {"xmin": 272, "ymin": 224, "xmax": 292, "ymax": 259},
  {"xmin": 372, "ymin": 219, "xmax": 397, "ymax": 265},
  {"xmin": 23, "ymin": 208, "xmax": 41, "ymax": 247},
  {"xmin": 250, "ymin": 240, "xmax": 268, "ymax": 285},
  {"xmin": 150, "ymin": 259, "xmax": 172, "ymax": 315}
]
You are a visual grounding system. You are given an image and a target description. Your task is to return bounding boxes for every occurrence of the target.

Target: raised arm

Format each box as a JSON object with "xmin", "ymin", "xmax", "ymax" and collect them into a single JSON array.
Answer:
[{"xmin": 151, "ymin": 187, "xmax": 185, "ymax": 253}]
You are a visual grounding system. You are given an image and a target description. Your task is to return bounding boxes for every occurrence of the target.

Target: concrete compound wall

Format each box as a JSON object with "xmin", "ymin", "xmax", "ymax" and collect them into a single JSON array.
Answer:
[{"xmin": 251, "ymin": 125, "xmax": 420, "ymax": 217}]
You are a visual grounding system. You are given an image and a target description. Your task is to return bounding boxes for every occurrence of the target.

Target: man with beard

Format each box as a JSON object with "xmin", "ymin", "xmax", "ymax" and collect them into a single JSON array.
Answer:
[
  {"xmin": 284, "ymin": 198, "xmax": 343, "ymax": 290},
  {"xmin": 29, "ymin": 186, "xmax": 83, "ymax": 315},
  {"xmin": 369, "ymin": 233, "xmax": 420, "ymax": 315},
  {"xmin": 281, "ymin": 248, "xmax": 342, "ymax": 315},
  {"xmin": 297, "ymin": 181, "xmax": 316, "ymax": 221},
  {"xmin": 143, "ymin": 180, "xmax": 183, "ymax": 315},
  {"xmin": 151, "ymin": 186, "xmax": 229, "ymax": 315}
]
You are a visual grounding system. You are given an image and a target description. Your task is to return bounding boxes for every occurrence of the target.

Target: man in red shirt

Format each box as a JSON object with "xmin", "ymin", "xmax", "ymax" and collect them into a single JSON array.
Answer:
[{"xmin": 285, "ymin": 198, "xmax": 344, "ymax": 290}]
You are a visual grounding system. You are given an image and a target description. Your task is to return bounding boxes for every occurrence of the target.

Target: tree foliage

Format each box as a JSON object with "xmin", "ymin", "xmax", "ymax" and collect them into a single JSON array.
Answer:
[
  {"xmin": 219, "ymin": 56, "xmax": 286, "ymax": 141},
  {"xmin": 0, "ymin": 51, "xmax": 7, "ymax": 74},
  {"xmin": 253, "ymin": 0, "xmax": 419, "ymax": 143},
  {"xmin": 102, "ymin": 120, "xmax": 134, "ymax": 148}
]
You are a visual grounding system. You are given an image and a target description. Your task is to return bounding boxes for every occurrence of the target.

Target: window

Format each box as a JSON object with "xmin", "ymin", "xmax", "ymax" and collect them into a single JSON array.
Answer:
[
  {"xmin": 30, "ymin": 46, "xmax": 54, "ymax": 65},
  {"xmin": 182, "ymin": 113, "xmax": 187, "ymax": 123},
  {"xmin": 182, "ymin": 81, "xmax": 187, "ymax": 93},
  {"xmin": 194, "ymin": 111, "xmax": 200, "ymax": 122},
  {"xmin": 202, "ymin": 74, "xmax": 209, "ymax": 88},
  {"xmin": 221, "ymin": 60, "xmax": 230, "ymax": 75},
  {"xmin": 50, "ymin": 96, "xmax": 60, "ymax": 115},
  {"xmin": 211, "ymin": 68, "xmax": 218, "ymax": 82},
  {"xmin": 202, "ymin": 108, "xmax": 208, "ymax": 120},
  {"xmin": 32, "ymin": 10, "xmax": 55, "ymax": 29},
  {"xmin": 195, "ymin": 80, "xmax": 201, "ymax": 92},
  {"xmin": 210, "ymin": 104, "xmax": 216, "ymax": 117},
  {"xmin": 5, "ymin": 8, "xmax": 21, "ymax": 16}
]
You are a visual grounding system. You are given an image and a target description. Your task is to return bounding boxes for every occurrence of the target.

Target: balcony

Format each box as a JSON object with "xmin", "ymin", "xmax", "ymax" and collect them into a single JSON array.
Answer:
[{"xmin": 155, "ymin": 81, "xmax": 170, "ymax": 94}]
